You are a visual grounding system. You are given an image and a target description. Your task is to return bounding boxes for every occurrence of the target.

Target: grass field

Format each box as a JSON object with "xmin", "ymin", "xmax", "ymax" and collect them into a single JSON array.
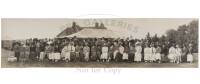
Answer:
[{"xmin": 1, "ymin": 48, "xmax": 198, "ymax": 68}]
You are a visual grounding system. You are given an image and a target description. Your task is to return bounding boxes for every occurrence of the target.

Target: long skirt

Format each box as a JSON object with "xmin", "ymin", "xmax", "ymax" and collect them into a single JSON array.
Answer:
[
  {"xmin": 155, "ymin": 53, "xmax": 161, "ymax": 60},
  {"xmin": 122, "ymin": 53, "xmax": 128, "ymax": 60},
  {"xmin": 84, "ymin": 52, "xmax": 89, "ymax": 61},
  {"xmin": 39, "ymin": 52, "xmax": 45, "ymax": 60},
  {"xmin": 128, "ymin": 53, "xmax": 135, "ymax": 62},
  {"xmin": 91, "ymin": 52, "xmax": 97, "ymax": 61},
  {"xmin": 113, "ymin": 50, "xmax": 118, "ymax": 59},
  {"xmin": 61, "ymin": 52, "xmax": 70, "ymax": 60},
  {"xmin": 144, "ymin": 53, "xmax": 151, "ymax": 61},
  {"xmin": 54, "ymin": 53, "xmax": 61, "ymax": 60},
  {"xmin": 48, "ymin": 53, "xmax": 54, "ymax": 60},
  {"xmin": 134, "ymin": 53, "xmax": 142, "ymax": 61},
  {"xmin": 115, "ymin": 52, "xmax": 122, "ymax": 62},
  {"xmin": 101, "ymin": 52, "xmax": 108, "ymax": 59},
  {"xmin": 187, "ymin": 54, "xmax": 193, "ymax": 62},
  {"xmin": 30, "ymin": 51, "xmax": 36, "ymax": 61},
  {"xmin": 161, "ymin": 54, "xmax": 168, "ymax": 62},
  {"xmin": 168, "ymin": 54, "xmax": 175, "ymax": 61}
]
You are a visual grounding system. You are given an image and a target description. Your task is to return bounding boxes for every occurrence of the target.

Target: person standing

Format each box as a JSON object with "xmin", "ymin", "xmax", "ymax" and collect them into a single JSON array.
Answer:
[
  {"xmin": 168, "ymin": 44, "xmax": 176, "ymax": 63},
  {"xmin": 113, "ymin": 41, "xmax": 119, "ymax": 62},
  {"xmin": 30, "ymin": 43, "xmax": 36, "ymax": 61},
  {"xmin": 75, "ymin": 44, "xmax": 80, "ymax": 62},
  {"xmin": 134, "ymin": 42, "xmax": 142, "ymax": 63},
  {"xmin": 101, "ymin": 43, "xmax": 109, "ymax": 62},
  {"xmin": 54, "ymin": 44, "xmax": 61, "ymax": 62},
  {"xmin": 70, "ymin": 43, "xmax": 76, "ymax": 62},
  {"xmin": 24, "ymin": 43, "xmax": 30, "ymax": 62},
  {"xmin": 182, "ymin": 45, "xmax": 188, "ymax": 63},
  {"xmin": 129, "ymin": 44, "xmax": 135, "ymax": 62},
  {"xmin": 123, "ymin": 45, "xmax": 129, "ymax": 62},
  {"xmin": 187, "ymin": 44, "xmax": 193, "ymax": 63},
  {"xmin": 155, "ymin": 45, "xmax": 161, "ymax": 63},
  {"xmin": 20, "ymin": 43, "xmax": 26, "ymax": 63},
  {"xmin": 61, "ymin": 43, "xmax": 70, "ymax": 62},
  {"xmin": 160, "ymin": 44, "xmax": 168, "ymax": 63},
  {"xmin": 35, "ymin": 42, "xmax": 41, "ymax": 61},
  {"xmin": 150, "ymin": 44, "xmax": 156, "ymax": 62},
  {"xmin": 90, "ymin": 44, "xmax": 97, "ymax": 61},
  {"xmin": 144, "ymin": 44, "xmax": 151, "ymax": 62},
  {"xmin": 13, "ymin": 43, "xmax": 20, "ymax": 62},
  {"xmin": 83, "ymin": 43, "xmax": 90, "ymax": 62},
  {"xmin": 175, "ymin": 45, "xmax": 182, "ymax": 64}
]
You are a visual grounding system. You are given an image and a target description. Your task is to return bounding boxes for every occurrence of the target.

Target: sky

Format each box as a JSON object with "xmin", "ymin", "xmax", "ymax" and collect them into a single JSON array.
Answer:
[{"xmin": 1, "ymin": 18, "xmax": 196, "ymax": 40}]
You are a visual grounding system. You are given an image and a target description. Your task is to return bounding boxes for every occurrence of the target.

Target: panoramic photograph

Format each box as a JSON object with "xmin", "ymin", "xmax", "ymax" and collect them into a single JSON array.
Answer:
[{"xmin": 1, "ymin": 18, "xmax": 198, "ymax": 68}]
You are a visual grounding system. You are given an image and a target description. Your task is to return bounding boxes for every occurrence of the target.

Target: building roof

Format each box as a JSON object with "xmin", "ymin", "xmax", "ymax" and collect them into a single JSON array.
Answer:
[
  {"xmin": 56, "ymin": 22, "xmax": 107, "ymax": 38},
  {"xmin": 63, "ymin": 28, "xmax": 120, "ymax": 38}
]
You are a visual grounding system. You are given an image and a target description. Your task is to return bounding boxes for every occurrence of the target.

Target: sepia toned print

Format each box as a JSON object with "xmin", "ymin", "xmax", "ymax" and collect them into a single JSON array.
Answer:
[{"xmin": 1, "ymin": 18, "xmax": 198, "ymax": 68}]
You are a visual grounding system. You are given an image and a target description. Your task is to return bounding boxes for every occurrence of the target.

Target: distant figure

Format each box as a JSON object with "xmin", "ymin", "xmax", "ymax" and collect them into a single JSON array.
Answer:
[
  {"xmin": 150, "ymin": 44, "xmax": 156, "ymax": 62},
  {"xmin": 155, "ymin": 45, "xmax": 161, "ymax": 63},
  {"xmin": 61, "ymin": 43, "xmax": 71, "ymax": 62},
  {"xmin": 134, "ymin": 42, "xmax": 142, "ymax": 62},
  {"xmin": 144, "ymin": 44, "xmax": 151, "ymax": 62},
  {"xmin": 83, "ymin": 44, "xmax": 90, "ymax": 62},
  {"xmin": 123, "ymin": 45, "xmax": 129, "ymax": 62},
  {"xmin": 175, "ymin": 45, "xmax": 182, "ymax": 64},
  {"xmin": 101, "ymin": 43, "xmax": 109, "ymax": 62},
  {"xmin": 187, "ymin": 44, "xmax": 193, "ymax": 63},
  {"xmin": 13, "ymin": 43, "xmax": 20, "ymax": 62},
  {"xmin": 168, "ymin": 45, "xmax": 176, "ymax": 63},
  {"xmin": 20, "ymin": 43, "xmax": 26, "ymax": 62}
]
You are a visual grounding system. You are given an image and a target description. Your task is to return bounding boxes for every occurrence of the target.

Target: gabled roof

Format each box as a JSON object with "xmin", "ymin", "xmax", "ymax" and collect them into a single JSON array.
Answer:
[
  {"xmin": 56, "ymin": 22, "xmax": 107, "ymax": 38},
  {"xmin": 64, "ymin": 28, "xmax": 120, "ymax": 38}
]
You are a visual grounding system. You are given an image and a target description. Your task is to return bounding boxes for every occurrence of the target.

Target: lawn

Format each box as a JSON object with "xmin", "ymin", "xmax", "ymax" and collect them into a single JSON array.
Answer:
[{"xmin": 1, "ymin": 48, "xmax": 198, "ymax": 68}]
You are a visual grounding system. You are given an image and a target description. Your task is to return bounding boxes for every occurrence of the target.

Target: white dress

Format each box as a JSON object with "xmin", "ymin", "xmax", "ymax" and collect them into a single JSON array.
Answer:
[
  {"xmin": 54, "ymin": 53, "xmax": 61, "ymax": 60},
  {"xmin": 61, "ymin": 46, "xmax": 71, "ymax": 60},
  {"xmin": 134, "ymin": 46, "xmax": 142, "ymax": 61},
  {"xmin": 144, "ymin": 47, "xmax": 151, "ymax": 61},
  {"xmin": 187, "ymin": 54, "xmax": 193, "ymax": 62},
  {"xmin": 39, "ymin": 52, "xmax": 45, "ymax": 60},
  {"xmin": 83, "ymin": 46, "xmax": 90, "ymax": 60},
  {"xmin": 155, "ymin": 47, "xmax": 161, "ymax": 60},
  {"xmin": 175, "ymin": 48, "xmax": 182, "ymax": 60},
  {"xmin": 168, "ymin": 47, "xmax": 176, "ymax": 60},
  {"xmin": 101, "ymin": 46, "xmax": 108, "ymax": 59},
  {"xmin": 150, "ymin": 47, "xmax": 156, "ymax": 61}
]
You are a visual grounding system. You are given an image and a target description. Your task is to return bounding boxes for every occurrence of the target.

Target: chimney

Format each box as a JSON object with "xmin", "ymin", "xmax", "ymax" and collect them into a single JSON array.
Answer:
[
  {"xmin": 100, "ymin": 23, "xmax": 105, "ymax": 28},
  {"xmin": 95, "ymin": 22, "xmax": 99, "ymax": 28},
  {"xmin": 72, "ymin": 22, "xmax": 76, "ymax": 28}
]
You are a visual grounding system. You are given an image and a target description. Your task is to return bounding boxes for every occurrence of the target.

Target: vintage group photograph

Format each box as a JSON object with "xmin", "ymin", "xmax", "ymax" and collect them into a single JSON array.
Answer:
[{"xmin": 1, "ymin": 18, "xmax": 198, "ymax": 68}]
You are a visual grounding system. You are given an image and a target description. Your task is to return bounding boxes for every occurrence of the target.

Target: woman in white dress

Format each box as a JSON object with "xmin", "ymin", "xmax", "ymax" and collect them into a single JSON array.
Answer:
[
  {"xmin": 150, "ymin": 44, "xmax": 156, "ymax": 62},
  {"xmin": 175, "ymin": 45, "xmax": 182, "ymax": 64},
  {"xmin": 83, "ymin": 44, "xmax": 90, "ymax": 62},
  {"xmin": 134, "ymin": 42, "xmax": 142, "ymax": 62},
  {"xmin": 144, "ymin": 44, "xmax": 151, "ymax": 62},
  {"xmin": 61, "ymin": 44, "xmax": 71, "ymax": 62},
  {"xmin": 123, "ymin": 45, "xmax": 129, "ymax": 61},
  {"xmin": 101, "ymin": 43, "xmax": 109, "ymax": 62},
  {"xmin": 168, "ymin": 45, "xmax": 176, "ymax": 63},
  {"xmin": 155, "ymin": 45, "xmax": 161, "ymax": 63}
]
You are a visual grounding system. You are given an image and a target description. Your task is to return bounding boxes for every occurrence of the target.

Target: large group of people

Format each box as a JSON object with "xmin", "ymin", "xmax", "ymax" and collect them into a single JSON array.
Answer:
[{"xmin": 10, "ymin": 37, "xmax": 195, "ymax": 64}]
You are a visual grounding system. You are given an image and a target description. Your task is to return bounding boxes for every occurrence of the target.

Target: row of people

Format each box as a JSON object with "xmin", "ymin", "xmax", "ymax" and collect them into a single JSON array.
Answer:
[{"xmin": 11, "ymin": 39, "xmax": 194, "ymax": 63}]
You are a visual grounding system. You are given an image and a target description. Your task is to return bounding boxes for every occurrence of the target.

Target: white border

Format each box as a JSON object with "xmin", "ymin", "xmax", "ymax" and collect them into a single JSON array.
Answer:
[{"xmin": 0, "ymin": 0, "xmax": 200, "ymax": 84}]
